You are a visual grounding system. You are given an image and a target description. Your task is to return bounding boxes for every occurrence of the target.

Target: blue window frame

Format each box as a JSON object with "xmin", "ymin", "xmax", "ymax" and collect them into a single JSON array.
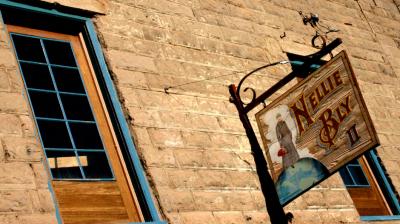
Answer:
[
  {"xmin": 10, "ymin": 33, "xmax": 114, "ymax": 180},
  {"xmin": 0, "ymin": 1, "xmax": 165, "ymax": 223},
  {"xmin": 339, "ymin": 159, "xmax": 369, "ymax": 187}
]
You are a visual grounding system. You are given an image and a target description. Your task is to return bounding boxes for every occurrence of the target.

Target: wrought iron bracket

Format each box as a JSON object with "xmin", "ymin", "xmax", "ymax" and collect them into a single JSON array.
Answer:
[{"xmin": 234, "ymin": 38, "xmax": 342, "ymax": 114}]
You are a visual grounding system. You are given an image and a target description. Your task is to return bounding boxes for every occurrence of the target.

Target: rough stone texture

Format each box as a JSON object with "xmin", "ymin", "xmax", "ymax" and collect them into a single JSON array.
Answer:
[
  {"xmin": 94, "ymin": 0, "xmax": 400, "ymax": 223},
  {"xmin": 0, "ymin": 15, "xmax": 57, "ymax": 224},
  {"xmin": 36, "ymin": 0, "xmax": 109, "ymax": 14},
  {"xmin": 1, "ymin": 0, "xmax": 400, "ymax": 223}
]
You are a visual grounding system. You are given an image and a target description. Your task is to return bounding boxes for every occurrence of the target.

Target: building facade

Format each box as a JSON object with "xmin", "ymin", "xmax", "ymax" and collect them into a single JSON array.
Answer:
[{"xmin": 0, "ymin": 0, "xmax": 399, "ymax": 223}]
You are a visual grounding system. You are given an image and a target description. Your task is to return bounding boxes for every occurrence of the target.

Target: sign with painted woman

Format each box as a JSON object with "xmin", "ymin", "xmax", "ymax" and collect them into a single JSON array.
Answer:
[{"xmin": 255, "ymin": 51, "xmax": 379, "ymax": 205}]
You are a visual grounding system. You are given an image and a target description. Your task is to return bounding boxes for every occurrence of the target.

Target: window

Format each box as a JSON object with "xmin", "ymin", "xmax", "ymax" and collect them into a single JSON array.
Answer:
[
  {"xmin": 0, "ymin": 1, "xmax": 163, "ymax": 223},
  {"xmin": 11, "ymin": 32, "xmax": 114, "ymax": 180},
  {"xmin": 287, "ymin": 53, "xmax": 400, "ymax": 220}
]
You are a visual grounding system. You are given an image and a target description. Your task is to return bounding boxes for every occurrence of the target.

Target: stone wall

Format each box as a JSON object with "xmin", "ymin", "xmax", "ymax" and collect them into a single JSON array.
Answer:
[
  {"xmin": 0, "ymin": 14, "xmax": 57, "ymax": 224},
  {"xmin": 1, "ymin": 0, "xmax": 399, "ymax": 223},
  {"xmin": 94, "ymin": 0, "xmax": 400, "ymax": 223}
]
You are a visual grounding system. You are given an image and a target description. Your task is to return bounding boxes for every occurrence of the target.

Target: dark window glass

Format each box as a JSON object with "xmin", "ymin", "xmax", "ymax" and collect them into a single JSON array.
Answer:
[
  {"xmin": 60, "ymin": 94, "xmax": 94, "ymax": 121},
  {"xmin": 11, "ymin": 34, "xmax": 46, "ymax": 62},
  {"xmin": 28, "ymin": 90, "xmax": 63, "ymax": 118},
  {"xmin": 69, "ymin": 123, "xmax": 103, "ymax": 149},
  {"xmin": 348, "ymin": 165, "xmax": 369, "ymax": 186},
  {"xmin": 348, "ymin": 159, "xmax": 359, "ymax": 165},
  {"xmin": 339, "ymin": 168, "xmax": 354, "ymax": 186},
  {"xmin": 46, "ymin": 150, "xmax": 82, "ymax": 179},
  {"xmin": 37, "ymin": 120, "xmax": 72, "ymax": 148},
  {"xmin": 20, "ymin": 62, "xmax": 54, "ymax": 90},
  {"xmin": 43, "ymin": 40, "xmax": 76, "ymax": 67},
  {"xmin": 52, "ymin": 67, "xmax": 85, "ymax": 93},
  {"xmin": 78, "ymin": 151, "xmax": 113, "ymax": 178}
]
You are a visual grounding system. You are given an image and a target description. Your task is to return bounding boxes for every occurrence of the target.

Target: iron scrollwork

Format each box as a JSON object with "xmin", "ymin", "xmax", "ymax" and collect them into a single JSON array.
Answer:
[{"xmin": 235, "ymin": 61, "xmax": 289, "ymax": 106}]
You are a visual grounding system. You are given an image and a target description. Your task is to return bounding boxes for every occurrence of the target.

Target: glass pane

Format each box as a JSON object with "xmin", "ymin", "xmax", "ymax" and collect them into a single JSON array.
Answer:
[
  {"xmin": 11, "ymin": 34, "xmax": 46, "ymax": 62},
  {"xmin": 78, "ymin": 151, "xmax": 113, "ymax": 178},
  {"xmin": 28, "ymin": 90, "xmax": 63, "ymax": 118},
  {"xmin": 46, "ymin": 150, "xmax": 82, "ymax": 179},
  {"xmin": 52, "ymin": 66, "xmax": 85, "ymax": 93},
  {"xmin": 60, "ymin": 94, "xmax": 94, "ymax": 121},
  {"xmin": 339, "ymin": 168, "xmax": 354, "ymax": 186},
  {"xmin": 20, "ymin": 62, "xmax": 54, "ymax": 90},
  {"xmin": 37, "ymin": 120, "xmax": 72, "ymax": 148},
  {"xmin": 348, "ymin": 159, "xmax": 359, "ymax": 165},
  {"xmin": 69, "ymin": 123, "xmax": 103, "ymax": 149},
  {"xmin": 43, "ymin": 40, "xmax": 77, "ymax": 67},
  {"xmin": 348, "ymin": 166, "xmax": 369, "ymax": 186}
]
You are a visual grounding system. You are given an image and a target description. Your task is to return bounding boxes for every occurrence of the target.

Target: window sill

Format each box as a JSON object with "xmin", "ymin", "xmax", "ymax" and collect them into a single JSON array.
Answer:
[{"xmin": 361, "ymin": 215, "xmax": 400, "ymax": 221}]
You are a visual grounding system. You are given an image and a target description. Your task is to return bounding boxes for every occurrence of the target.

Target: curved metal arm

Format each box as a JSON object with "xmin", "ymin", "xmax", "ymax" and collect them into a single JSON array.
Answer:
[{"xmin": 236, "ymin": 60, "xmax": 289, "ymax": 105}]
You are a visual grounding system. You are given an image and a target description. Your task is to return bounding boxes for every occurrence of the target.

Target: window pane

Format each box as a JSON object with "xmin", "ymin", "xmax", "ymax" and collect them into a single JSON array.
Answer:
[
  {"xmin": 11, "ymin": 34, "xmax": 46, "ymax": 62},
  {"xmin": 46, "ymin": 150, "xmax": 82, "ymax": 179},
  {"xmin": 52, "ymin": 67, "xmax": 85, "ymax": 93},
  {"xmin": 60, "ymin": 94, "xmax": 94, "ymax": 121},
  {"xmin": 43, "ymin": 40, "xmax": 76, "ymax": 67},
  {"xmin": 348, "ymin": 159, "xmax": 359, "ymax": 165},
  {"xmin": 37, "ymin": 120, "xmax": 72, "ymax": 148},
  {"xmin": 29, "ymin": 90, "xmax": 63, "ymax": 118},
  {"xmin": 69, "ymin": 123, "xmax": 103, "ymax": 149},
  {"xmin": 78, "ymin": 151, "xmax": 113, "ymax": 178},
  {"xmin": 348, "ymin": 166, "xmax": 369, "ymax": 186},
  {"xmin": 339, "ymin": 168, "xmax": 354, "ymax": 186},
  {"xmin": 20, "ymin": 62, "xmax": 54, "ymax": 90}
]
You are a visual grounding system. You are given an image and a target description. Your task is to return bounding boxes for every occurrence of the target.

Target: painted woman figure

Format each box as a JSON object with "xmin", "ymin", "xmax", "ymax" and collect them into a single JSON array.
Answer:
[{"xmin": 276, "ymin": 113, "xmax": 299, "ymax": 169}]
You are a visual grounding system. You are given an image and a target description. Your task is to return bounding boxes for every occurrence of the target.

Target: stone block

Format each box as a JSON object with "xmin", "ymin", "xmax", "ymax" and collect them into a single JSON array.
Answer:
[
  {"xmin": 37, "ymin": 189, "xmax": 55, "ymax": 212},
  {"xmin": 243, "ymin": 211, "xmax": 270, "ymax": 224},
  {"xmin": 205, "ymin": 150, "xmax": 237, "ymax": 169},
  {"xmin": 148, "ymin": 128, "xmax": 184, "ymax": 148},
  {"xmin": 18, "ymin": 213, "xmax": 58, "ymax": 224},
  {"xmin": 106, "ymin": 49, "xmax": 157, "ymax": 73},
  {"xmin": 31, "ymin": 163, "xmax": 50, "ymax": 189},
  {"xmin": 303, "ymin": 190, "xmax": 327, "ymax": 208},
  {"xmin": 18, "ymin": 115, "xmax": 36, "ymax": 137},
  {"xmin": 2, "ymin": 136, "xmax": 42, "ymax": 162},
  {"xmin": 0, "ymin": 67, "xmax": 10, "ymax": 91},
  {"xmin": 158, "ymin": 188, "xmax": 196, "ymax": 212},
  {"xmin": 0, "ymin": 215, "xmax": 19, "ymax": 224},
  {"xmin": 224, "ymin": 191, "xmax": 256, "ymax": 210},
  {"xmin": 182, "ymin": 131, "xmax": 211, "ymax": 148},
  {"xmin": 148, "ymin": 167, "xmax": 170, "ymax": 187},
  {"xmin": 0, "ymin": 48, "xmax": 16, "ymax": 68},
  {"xmin": 0, "ymin": 113, "xmax": 22, "ymax": 135},
  {"xmin": 198, "ymin": 170, "xmax": 231, "ymax": 188},
  {"xmin": 140, "ymin": 146, "xmax": 177, "ymax": 167},
  {"xmin": 167, "ymin": 169, "xmax": 202, "ymax": 189},
  {"xmin": 193, "ymin": 191, "xmax": 228, "ymax": 211},
  {"xmin": 0, "ymin": 190, "xmax": 32, "ymax": 212},
  {"xmin": 0, "ymin": 92, "xmax": 28, "ymax": 114},
  {"xmin": 180, "ymin": 211, "xmax": 216, "ymax": 224},
  {"xmin": 214, "ymin": 211, "xmax": 247, "ymax": 224},
  {"xmin": 228, "ymin": 171, "xmax": 258, "ymax": 189},
  {"xmin": 174, "ymin": 149, "xmax": 205, "ymax": 168},
  {"xmin": 0, "ymin": 162, "xmax": 36, "ymax": 189}
]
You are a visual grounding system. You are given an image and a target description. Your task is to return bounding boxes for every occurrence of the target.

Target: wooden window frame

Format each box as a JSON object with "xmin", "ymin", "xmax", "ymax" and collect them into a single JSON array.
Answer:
[{"xmin": 0, "ymin": 1, "xmax": 165, "ymax": 223}]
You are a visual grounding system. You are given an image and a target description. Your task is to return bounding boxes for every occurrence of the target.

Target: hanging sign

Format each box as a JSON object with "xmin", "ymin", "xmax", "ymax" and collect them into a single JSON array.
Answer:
[{"xmin": 255, "ymin": 51, "xmax": 379, "ymax": 205}]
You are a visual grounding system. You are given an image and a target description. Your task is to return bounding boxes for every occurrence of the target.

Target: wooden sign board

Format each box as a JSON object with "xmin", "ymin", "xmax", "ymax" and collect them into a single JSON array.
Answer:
[{"xmin": 256, "ymin": 51, "xmax": 379, "ymax": 205}]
